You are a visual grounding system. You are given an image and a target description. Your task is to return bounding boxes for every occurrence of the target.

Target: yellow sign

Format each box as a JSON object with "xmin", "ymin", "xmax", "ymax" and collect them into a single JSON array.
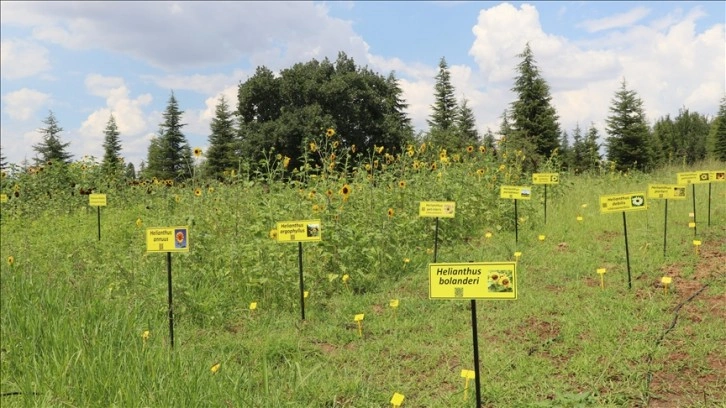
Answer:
[
  {"xmin": 419, "ymin": 201, "xmax": 456, "ymax": 218},
  {"xmin": 146, "ymin": 226, "xmax": 190, "ymax": 253},
  {"xmin": 429, "ymin": 262, "xmax": 517, "ymax": 300},
  {"xmin": 500, "ymin": 186, "xmax": 532, "ymax": 200},
  {"xmin": 89, "ymin": 193, "xmax": 107, "ymax": 206},
  {"xmin": 391, "ymin": 393, "xmax": 405, "ymax": 406},
  {"xmin": 676, "ymin": 171, "xmax": 711, "ymax": 184},
  {"xmin": 532, "ymin": 173, "xmax": 559, "ymax": 184},
  {"xmin": 276, "ymin": 220, "xmax": 322, "ymax": 242},
  {"xmin": 0, "ymin": 194, "xmax": 7, "ymax": 203},
  {"xmin": 647, "ymin": 184, "xmax": 687, "ymax": 200},
  {"xmin": 711, "ymin": 170, "xmax": 726, "ymax": 182},
  {"xmin": 599, "ymin": 192, "xmax": 647, "ymax": 213}
]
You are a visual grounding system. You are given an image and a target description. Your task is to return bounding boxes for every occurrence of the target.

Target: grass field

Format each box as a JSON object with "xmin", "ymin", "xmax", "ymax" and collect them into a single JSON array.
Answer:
[{"xmin": 1, "ymin": 155, "xmax": 724, "ymax": 407}]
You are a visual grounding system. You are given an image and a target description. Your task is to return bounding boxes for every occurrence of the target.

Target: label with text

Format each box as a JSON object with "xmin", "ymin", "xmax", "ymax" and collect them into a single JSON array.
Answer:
[
  {"xmin": 419, "ymin": 201, "xmax": 456, "ymax": 218},
  {"xmin": 89, "ymin": 193, "xmax": 107, "ymax": 207},
  {"xmin": 0, "ymin": 194, "xmax": 7, "ymax": 203},
  {"xmin": 429, "ymin": 262, "xmax": 517, "ymax": 300},
  {"xmin": 676, "ymin": 171, "xmax": 711, "ymax": 184},
  {"xmin": 276, "ymin": 220, "xmax": 322, "ymax": 242},
  {"xmin": 647, "ymin": 184, "xmax": 687, "ymax": 200},
  {"xmin": 599, "ymin": 192, "xmax": 647, "ymax": 213},
  {"xmin": 500, "ymin": 186, "xmax": 532, "ymax": 200},
  {"xmin": 532, "ymin": 173, "xmax": 560, "ymax": 184},
  {"xmin": 146, "ymin": 226, "xmax": 190, "ymax": 253}
]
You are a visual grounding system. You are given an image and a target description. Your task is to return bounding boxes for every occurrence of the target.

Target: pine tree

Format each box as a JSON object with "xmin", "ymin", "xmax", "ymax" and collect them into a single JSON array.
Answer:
[
  {"xmin": 427, "ymin": 57, "xmax": 458, "ymax": 132},
  {"xmin": 605, "ymin": 79, "xmax": 652, "ymax": 171},
  {"xmin": 456, "ymin": 98, "xmax": 479, "ymax": 147},
  {"xmin": 711, "ymin": 96, "xmax": 726, "ymax": 161},
  {"xmin": 571, "ymin": 123, "xmax": 586, "ymax": 173},
  {"xmin": 509, "ymin": 43, "xmax": 561, "ymax": 166},
  {"xmin": 125, "ymin": 162, "xmax": 136, "ymax": 180},
  {"xmin": 145, "ymin": 92, "xmax": 192, "ymax": 180},
  {"xmin": 482, "ymin": 128, "xmax": 497, "ymax": 155},
  {"xmin": 584, "ymin": 123, "xmax": 602, "ymax": 171},
  {"xmin": 0, "ymin": 146, "xmax": 7, "ymax": 169},
  {"xmin": 558, "ymin": 131, "xmax": 571, "ymax": 170},
  {"xmin": 33, "ymin": 110, "xmax": 72, "ymax": 165},
  {"xmin": 206, "ymin": 95, "xmax": 238, "ymax": 178},
  {"xmin": 101, "ymin": 114, "xmax": 123, "ymax": 176}
]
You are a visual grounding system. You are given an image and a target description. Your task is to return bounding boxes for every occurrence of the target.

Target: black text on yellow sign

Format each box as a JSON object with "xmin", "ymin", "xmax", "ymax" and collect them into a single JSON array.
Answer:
[
  {"xmin": 647, "ymin": 184, "xmax": 687, "ymax": 200},
  {"xmin": 676, "ymin": 171, "xmax": 712, "ymax": 184},
  {"xmin": 89, "ymin": 193, "xmax": 107, "ymax": 207},
  {"xmin": 419, "ymin": 201, "xmax": 456, "ymax": 218},
  {"xmin": 146, "ymin": 226, "xmax": 190, "ymax": 253},
  {"xmin": 429, "ymin": 262, "xmax": 517, "ymax": 300},
  {"xmin": 599, "ymin": 192, "xmax": 647, "ymax": 213},
  {"xmin": 276, "ymin": 220, "xmax": 322, "ymax": 243},
  {"xmin": 532, "ymin": 173, "xmax": 560, "ymax": 184},
  {"xmin": 500, "ymin": 186, "xmax": 532, "ymax": 200}
]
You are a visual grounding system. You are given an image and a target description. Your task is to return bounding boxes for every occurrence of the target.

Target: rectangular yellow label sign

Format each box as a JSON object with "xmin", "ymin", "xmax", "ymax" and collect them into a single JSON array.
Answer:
[
  {"xmin": 599, "ymin": 192, "xmax": 647, "ymax": 213},
  {"xmin": 647, "ymin": 184, "xmax": 687, "ymax": 200},
  {"xmin": 276, "ymin": 220, "xmax": 322, "ymax": 242},
  {"xmin": 146, "ymin": 226, "xmax": 190, "ymax": 253},
  {"xmin": 710, "ymin": 170, "xmax": 726, "ymax": 182},
  {"xmin": 532, "ymin": 173, "xmax": 560, "ymax": 184},
  {"xmin": 89, "ymin": 193, "xmax": 107, "ymax": 206},
  {"xmin": 676, "ymin": 171, "xmax": 711, "ymax": 184},
  {"xmin": 500, "ymin": 186, "xmax": 532, "ymax": 200},
  {"xmin": 419, "ymin": 201, "xmax": 456, "ymax": 218},
  {"xmin": 429, "ymin": 262, "xmax": 517, "ymax": 300},
  {"xmin": 0, "ymin": 194, "xmax": 7, "ymax": 203}
]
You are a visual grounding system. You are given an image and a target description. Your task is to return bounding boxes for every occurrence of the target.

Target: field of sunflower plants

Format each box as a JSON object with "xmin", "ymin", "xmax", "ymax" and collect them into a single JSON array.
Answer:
[{"xmin": 1, "ymin": 132, "xmax": 724, "ymax": 407}]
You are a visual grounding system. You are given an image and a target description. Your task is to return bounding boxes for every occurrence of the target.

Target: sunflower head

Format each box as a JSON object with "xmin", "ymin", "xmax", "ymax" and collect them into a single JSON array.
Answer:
[
  {"xmin": 7, "ymin": 256, "xmax": 14, "ymax": 266},
  {"xmin": 477, "ymin": 169, "xmax": 485, "ymax": 176},
  {"xmin": 326, "ymin": 128, "xmax": 336, "ymax": 137},
  {"xmin": 269, "ymin": 229, "xmax": 278, "ymax": 240},
  {"xmin": 141, "ymin": 330, "xmax": 150, "ymax": 341},
  {"xmin": 193, "ymin": 147, "xmax": 203, "ymax": 157},
  {"xmin": 309, "ymin": 142, "xmax": 318, "ymax": 152},
  {"xmin": 340, "ymin": 184, "xmax": 351, "ymax": 201},
  {"xmin": 398, "ymin": 180, "xmax": 406, "ymax": 189},
  {"xmin": 466, "ymin": 145, "xmax": 474, "ymax": 153},
  {"xmin": 479, "ymin": 145, "xmax": 486, "ymax": 153},
  {"xmin": 387, "ymin": 208, "xmax": 394, "ymax": 218},
  {"xmin": 194, "ymin": 188, "xmax": 202, "ymax": 197}
]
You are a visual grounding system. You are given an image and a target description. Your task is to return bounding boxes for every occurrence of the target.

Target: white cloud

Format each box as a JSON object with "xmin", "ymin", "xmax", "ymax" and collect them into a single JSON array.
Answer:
[
  {"xmin": 579, "ymin": 6, "xmax": 651, "ymax": 33},
  {"xmin": 145, "ymin": 69, "xmax": 248, "ymax": 95},
  {"xmin": 2, "ymin": 88, "xmax": 51, "ymax": 120},
  {"xmin": 0, "ymin": 38, "xmax": 51, "ymax": 79}
]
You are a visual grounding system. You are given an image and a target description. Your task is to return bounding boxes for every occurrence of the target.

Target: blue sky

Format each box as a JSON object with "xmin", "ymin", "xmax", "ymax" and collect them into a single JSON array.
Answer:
[{"xmin": 1, "ymin": 1, "xmax": 724, "ymax": 168}]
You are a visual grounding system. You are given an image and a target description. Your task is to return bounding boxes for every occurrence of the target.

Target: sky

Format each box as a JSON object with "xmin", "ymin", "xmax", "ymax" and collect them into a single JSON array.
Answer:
[{"xmin": 1, "ymin": 1, "xmax": 724, "ymax": 168}]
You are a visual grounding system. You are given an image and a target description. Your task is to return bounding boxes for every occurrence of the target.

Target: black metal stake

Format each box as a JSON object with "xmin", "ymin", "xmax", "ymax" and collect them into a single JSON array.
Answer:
[
  {"xmin": 514, "ymin": 199, "xmax": 519, "ymax": 245},
  {"xmin": 663, "ymin": 199, "xmax": 668, "ymax": 258},
  {"xmin": 97, "ymin": 207, "xmax": 101, "ymax": 241},
  {"xmin": 544, "ymin": 185, "xmax": 548, "ymax": 225},
  {"xmin": 471, "ymin": 299, "xmax": 482, "ymax": 408},
  {"xmin": 692, "ymin": 184, "xmax": 697, "ymax": 237},
  {"xmin": 298, "ymin": 242, "xmax": 306, "ymax": 321},
  {"xmin": 167, "ymin": 252, "xmax": 174, "ymax": 348},
  {"xmin": 433, "ymin": 217, "xmax": 439, "ymax": 263},
  {"xmin": 708, "ymin": 183, "xmax": 712, "ymax": 227},
  {"xmin": 622, "ymin": 212, "xmax": 632, "ymax": 290}
]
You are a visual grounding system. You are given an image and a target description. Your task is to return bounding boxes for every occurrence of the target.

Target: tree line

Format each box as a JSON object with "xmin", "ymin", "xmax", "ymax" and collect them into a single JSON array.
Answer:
[{"xmin": 2, "ymin": 47, "xmax": 725, "ymax": 180}]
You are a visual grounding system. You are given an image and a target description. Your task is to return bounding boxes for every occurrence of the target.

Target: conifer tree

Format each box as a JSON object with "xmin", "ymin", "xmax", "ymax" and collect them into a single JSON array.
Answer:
[
  {"xmin": 206, "ymin": 95, "xmax": 238, "ymax": 178},
  {"xmin": 584, "ymin": 123, "xmax": 602, "ymax": 171},
  {"xmin": 456, "ymin": 98, "xmax": 479, "ymax": 147},
  {"xmin": 145, "ymin": 92, "xmax": 192, "ymax": 180},
  {"xmin": 711, "ymin": 96, "xmax": 726, "ymax": 161},
  {"xmin": 101, "ymin": 114, "xmax": 123, "ymax": 176},
  {"xmin": 427, "ymin": 57, "xmax": 459, "ymax": 148},
  {"xmin": 509, "ymin": 43, "xmax": 561, "ymax": 166},
  {"xmin": 33, "ymin": 110, "xmax": 72, "ymax": 165},
  {"xmin": 605, "ymin": 79, "xmax": 652, "ymax": 171}
]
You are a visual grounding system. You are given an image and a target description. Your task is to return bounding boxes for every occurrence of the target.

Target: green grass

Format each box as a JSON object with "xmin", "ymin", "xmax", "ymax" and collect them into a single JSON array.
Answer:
[{"xmin": 1, "ymin": 159, "xmax": 725, "ymax": 407}]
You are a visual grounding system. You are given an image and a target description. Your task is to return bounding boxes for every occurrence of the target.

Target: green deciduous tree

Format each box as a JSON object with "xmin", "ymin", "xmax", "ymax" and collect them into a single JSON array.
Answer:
[
  {"xmin": 508, "ymin": 43, "xmax": 561, "ymax": 168},
  {"xmin": 206, "ymin": 95, "xmax": 239, "ymax": 178},
  {"xmin": 101, "ymin": 114, "xmax": 123, "ymax": 176},
  {"xmin": 711, "ymin": 96, "xmax": 726, "ymax": 161},
  {"xmin": 605, "ymin": 79, "xmax": 653, "ymax": 171},
  {"xmin": 33, "ymin": 110, "xmax": 72, "ymax": 165},
  {"xmin": 145, "ymin": 92, "xmax": 192, "ymax": 180}
]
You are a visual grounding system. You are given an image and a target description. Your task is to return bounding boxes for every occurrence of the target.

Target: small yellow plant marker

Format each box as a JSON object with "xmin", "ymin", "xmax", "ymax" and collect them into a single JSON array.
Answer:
[
  {"xmin": 342, "ymin": 274, "xmax": 350, "ymax": 291},
  {"xmin": 661, "ymin": 276, "xmax": 672, "ymax": 294},
  {"xmin": 596, "ymin": 268, "xmax": 607, "ymax": 289},
  {"xmin": 485, "ymin": 232, "xmax": 492, "ymax": 239},
  {"xmin": 141, "ymin": 330, "xmax": 150, "ymax": 348},
  {"xmin": 354, "ymin": 313, "xmax": 365, "ymax": 337},
  {"xmin": 460, "ymin": 369, "xmax": 476, "ymax": 400},
  {"xmin": 576, "ymin": 215, "xmax": 583, "ymax": 222},
  {"xmin": 688, "ymin": 222, "xmax": 696, "ymax": 229},
  {"xmin": 210, "ymin": 362, "xmax": 221, "ymax": 374},
  {"xmin": 304, "ymin": 290, "xmax": 309, "ymax": 299},
  {"xmin": 693, "ymin": 240, "xmax": 702, "ymax": 255},
  {"xmin": 249, "ymin": 302, "xmax": 258, "ymax": 311},
  {"xmin": 581, "ymin": 203, "xmax": 588, "ymax": 209},
  {"xmin": 689, "ymin": 212, "xmax": 694, "ymax": 218},
  {"xmin": 538, "ymin": 234, "xmax": 546, "ymax": 241},
  {"xmin": 514, "ymin": 251, "xmax": 522, "ymax": 261},
  {"xmin": 390, "ymin": 299, "xmax": 399, "ymax": 309},
  {"xmin": 390, "ymin": 392, "xmax": 405, "ymax": 407}
]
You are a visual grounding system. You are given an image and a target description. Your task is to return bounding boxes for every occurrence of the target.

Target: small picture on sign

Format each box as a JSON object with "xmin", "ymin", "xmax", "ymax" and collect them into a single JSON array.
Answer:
[
  {"xmin": 487, "ymin": 270, "xmax": 513, "ymax": 293},
  {"xmin": 716, "ymin": 172, "xmax": 725, "ymax": 180},
  {"xmin": 673, "ymin": 187, "xmax": 686, "ymax": 197},
  {"xmin": 699, "ymin": 173, "xmax": 709, "ymax": 181},
  {"xmin": 521, "ymin": 188, "xmax": 531, "ymax": 197},
  {"xmin": 551, "ymin": 175, "xmax": 559, "ymax": 182},
  {"xmin": 306, "ymin": 223, "xmax": 320, "ymax": 237},
  {"xmin": 174, "ymin": 229, "xmax": 187, "ymax": 249},
  {"xmin": 443, "ymin": 204, "xmax": 454, "ymax": 214},
  {"xmin": 631, "ymin": 195, "xmax": 645, "ymax": 207}
]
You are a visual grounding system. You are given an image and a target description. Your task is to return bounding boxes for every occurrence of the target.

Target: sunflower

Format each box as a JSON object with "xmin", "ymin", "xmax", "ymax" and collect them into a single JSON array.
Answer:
[
  {"xmin": 308, "ymin": 190, "xmax": 317, "ymax": 199},
  {"xmin": 376, "ymin": 145, "xmax": 384, "ymax": 154},
  {"xmin": 326, "ymin": 128, "xmax": 336, "ymax": 137},
  {"xmin": 340, "ymin": 184, "xmax": 351, "ymax": 201},
  {"xmin": 466, "ymin": 145, "xmax": 474, "ymax": 153},
  {"xmin": 312, "ymin": 204, "xmax": 320, "ymax": 213},
  {"xmin": 332, "ymin": 141, "xmax": 339, "ymax": 149},
  {"xmin": 194, "ymin": 188, "xmax": 202, "ymax": 197},
  {"xmin": 350, "ymin": 144, "xmax": 357, "ymax": 153},
  {"xmin": 398, "ymin": 180, "xmax": 406, "ymax": 189},
  {"xmin": 7, "ymin": 256, "xmax": 14, "ymax": 266},
  {"xmin": 365, "ymin": 163, "xmax": 372, "ymax": 171},
  {"xmin": 407, "ymin": 149, "xmax": 414, "ymax": 157},
  {"xmin": 141, "ymin": 330, "xmax": 150, "ymax": 341},
  {"xmin": 325, "ymin": 189, "xmax": 334, "ymax": 198},
  {"xmin": 0, "ymin": 170, "xmax": 6, "ymax": 179},
  {"xmin": 342, "ymin": 274, "xmax": 350, "ymax": 283},
  {"xmin": 269, "ymin": 229, "xmax": 278, "ymax": 240},
  {"xmin": 489, "ymin": 272, "xmax": 500, "ymax": 282},
  {"xmin": 193, "ymin": 147, "xmax": 203, "ymax": 157},
  {"xmin": 309, "ymin": 142, "xmax": 318, "ymax": 152},
  {"xmin": 387, "ymin": 208, "xmax": 394, "ymax": 218},
  {"xmin": 479, "ymin": 145, "xmax": 486, "ymax": 153},
  {"xmin": 283, "ymin": 156, "xmax": 291, "ymax": 168},
  {"xmin": 498, "ymin": 276, "xmax": 511, "ymax": 287},
  {"xmin": 476, "ymin": 169, "xmax": 485, "ymax": 176}
]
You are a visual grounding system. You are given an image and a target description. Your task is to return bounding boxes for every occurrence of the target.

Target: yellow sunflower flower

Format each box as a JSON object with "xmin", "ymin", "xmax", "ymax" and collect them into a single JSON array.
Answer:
[
  {"xmin": 387, "ymin": 208, "xmax": 394, "ymax": 218},
  {"xmin": 477, "ymin": 169, "xmax": 485, "ymax": 176},
  {"xmin": 141, "ymin": 330, "xmax": 150, "ymax": 341},
  {"xmin": 326, "ymin": 189, "xmax": 334, "ymax": 198},
  {"xmin": 326, "ymin": 128, "xmax": 336, "ymax": 137},
  {"xmin": 340, "ymin": 184, "xmax": 351, "ymax": 201},
  {"xmin": 466, "ymin": 145, "xmax": 474, "ymax": 153},
  {"xmin": 7, "ymin": 256, "xmax": 14, "ymax": 266},
  {"xmin": 309, "ymin": 142, "xmax": 318, "ymax": 152},
  {"xmin": 498, "ymin": 275, "xmax": 511, "ymax": 287},
  {"xmin": 269, "ymin": 229, "xmax": 278, "ymax": 240},
  {"xmin": 350, "ymin": 144, "xmax": 357, "ymax": 153},
  {"xmin": 398, "ymin": 180, "xmax": 406, "ymax": 188},
  {"xmin": 479, "ymin": 145, "xmax": 486, "ymax": 153},
  {"xmin": 194, "ymin": 188, "xmax": 202, "ymax": 197},
  {"xmin": 193, "ymin": 147, "xmax": 203, "ymax": 157},
  {"xmin": 283, "ymin": 156, "xmax": 291, "ymax": 168}
]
